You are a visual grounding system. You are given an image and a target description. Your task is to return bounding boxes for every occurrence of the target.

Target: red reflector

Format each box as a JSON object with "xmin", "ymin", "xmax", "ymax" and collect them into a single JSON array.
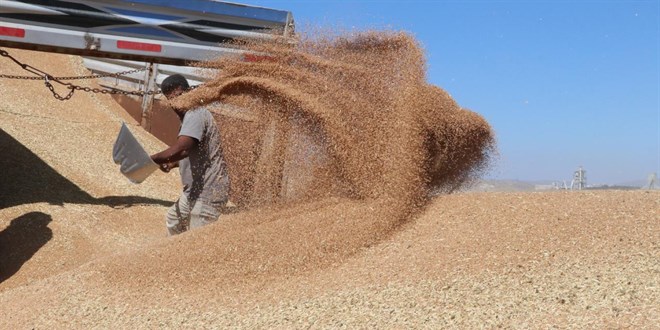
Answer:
[
  {"xmin": 0, "ymin": 26, "xmax": 25, "ymax": 38},
  {"xmin": 243, "ymin": 54, "xmax": 276, "ymax": 62},
  {"xmin": 117, "ymin": 40, "xmax": 161, "ymax": 52}
]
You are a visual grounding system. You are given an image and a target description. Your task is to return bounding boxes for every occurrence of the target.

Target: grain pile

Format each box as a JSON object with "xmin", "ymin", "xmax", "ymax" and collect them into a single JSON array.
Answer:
[{"xmin": 1, "ymin": 36, "xmax": 658, "ymax": 328}]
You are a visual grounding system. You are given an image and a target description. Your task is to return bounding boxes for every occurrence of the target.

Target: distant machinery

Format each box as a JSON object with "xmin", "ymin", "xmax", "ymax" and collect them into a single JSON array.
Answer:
[
  {"xmin": 645, "ymin": 172, "xmax": 658, "ymax": 190},
  {"xmin": 571, "ymin": 166, "xmax": 587, "ymax": 190}
]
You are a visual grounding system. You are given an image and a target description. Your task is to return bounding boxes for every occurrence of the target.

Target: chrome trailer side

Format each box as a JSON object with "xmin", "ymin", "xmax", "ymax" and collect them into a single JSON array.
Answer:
[{"xmin": 0, "ymin": 0, "xmax": 294, "ymax": 65}]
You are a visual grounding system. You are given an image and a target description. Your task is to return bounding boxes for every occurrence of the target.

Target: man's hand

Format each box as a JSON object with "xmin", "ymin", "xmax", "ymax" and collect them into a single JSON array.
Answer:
[
  {"xmin": 158, "ymin": 161, "xmax": 179, "ymax": 173},
  {"xmin": 159, "ymin": 163, "xmax": 171, "ymax": 173}
]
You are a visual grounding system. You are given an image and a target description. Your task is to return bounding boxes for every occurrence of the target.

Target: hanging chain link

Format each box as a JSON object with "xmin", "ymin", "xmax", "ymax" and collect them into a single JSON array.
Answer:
[
  {"xmin": 0, "ymin": 67, "xmax": 146, "ymax": 80},
  {"xmin": 0, "ymin": 49, "xmax": 161, "ymax": 100}
]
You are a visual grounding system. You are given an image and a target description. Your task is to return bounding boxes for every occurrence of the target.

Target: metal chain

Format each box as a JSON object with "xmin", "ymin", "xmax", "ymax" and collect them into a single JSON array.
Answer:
[
  {"xmin": 44, "ymin": 76, "xmax": 75, "ymax": 101},
  {"xmin": 0, "ymin": 67, "xmax": 146, "ymax": 80},
  {"xmin": 0, "ymin": 48, "xmax": 161, "ymax": 100}
]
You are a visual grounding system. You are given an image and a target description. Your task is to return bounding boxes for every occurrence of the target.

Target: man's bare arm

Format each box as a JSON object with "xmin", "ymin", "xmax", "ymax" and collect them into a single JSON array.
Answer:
[{"xmin": 151, "ymin": 135, "xmax": 197, "ymax": 169}]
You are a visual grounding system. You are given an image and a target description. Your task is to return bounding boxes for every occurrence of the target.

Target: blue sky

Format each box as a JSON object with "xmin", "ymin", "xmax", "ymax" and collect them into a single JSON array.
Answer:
[{"xmin": 242, "ymin": 0, "xmax": 659, "ymax": 184}]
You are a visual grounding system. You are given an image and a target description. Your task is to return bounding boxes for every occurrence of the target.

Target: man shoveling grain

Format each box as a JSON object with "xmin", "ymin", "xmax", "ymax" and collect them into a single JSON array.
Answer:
[{"xmin": 150, "ymin": 74, "xmax": 230, "ymax": 236}]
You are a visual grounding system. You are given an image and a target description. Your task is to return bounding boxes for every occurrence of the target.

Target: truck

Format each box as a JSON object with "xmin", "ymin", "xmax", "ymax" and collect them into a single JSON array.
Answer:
[{"xmin": 0, "ymin": 0, "xmax": 294, "ymax": 141}]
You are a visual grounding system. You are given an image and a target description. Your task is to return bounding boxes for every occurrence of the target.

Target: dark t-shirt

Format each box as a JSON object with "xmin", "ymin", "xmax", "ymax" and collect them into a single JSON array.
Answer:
[{"xmin": 178, "ymin": 107, "xmax": 229, "ymax": 203}]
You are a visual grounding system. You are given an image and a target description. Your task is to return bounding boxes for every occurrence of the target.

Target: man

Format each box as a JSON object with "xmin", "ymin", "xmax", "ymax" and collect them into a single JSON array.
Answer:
[{"xmin": 151, "ymin": 74, "xmax": 230, "ymax": 236}]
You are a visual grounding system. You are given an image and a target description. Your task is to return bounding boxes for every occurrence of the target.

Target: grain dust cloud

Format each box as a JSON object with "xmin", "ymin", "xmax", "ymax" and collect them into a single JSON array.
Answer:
[
  {"xmin": 173, "ymin": 30, "xmax": 495, "ymax": 207},
  {"xmin": 124, "ymin": 30, "xmax": 497, "ymax": 283}
]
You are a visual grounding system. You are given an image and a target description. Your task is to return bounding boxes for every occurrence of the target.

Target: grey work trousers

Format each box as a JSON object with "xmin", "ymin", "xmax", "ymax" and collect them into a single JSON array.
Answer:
[{"xmin": 166, "ymin": 193, "xmax": 222, "ymax": 236}]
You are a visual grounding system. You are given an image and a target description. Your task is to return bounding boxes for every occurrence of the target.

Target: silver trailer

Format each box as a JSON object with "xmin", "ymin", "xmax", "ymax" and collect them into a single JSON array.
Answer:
[{"xmin": 0, "ymin": 0, "xmax": 294, "ymax": 65}]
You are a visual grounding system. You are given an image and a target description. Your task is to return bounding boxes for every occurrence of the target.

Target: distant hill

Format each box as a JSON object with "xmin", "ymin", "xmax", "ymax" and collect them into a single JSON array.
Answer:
[
  {"xmin": 462, "ymin": 179, "xmax": 536, "ymax": 192},
  {"xmin": 613, "ymin": 180, "xmax": 647, "ymax": 188},
  {"xmin": 462, "ymin": 179, "xmax": 655, "ymax": 192}
]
